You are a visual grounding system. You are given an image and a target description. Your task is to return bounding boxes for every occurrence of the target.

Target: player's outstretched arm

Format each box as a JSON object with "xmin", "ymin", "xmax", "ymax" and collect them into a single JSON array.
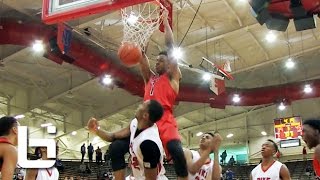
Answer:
[
  {"xmin": 1, "ymin": 145, "xmax": 17, "ymax": 180},
  {"xmin": 87, "ymin": 118, "xmax": 130, "ymax": 142},
  {"xmin": 280, "ymin": 164, "xmax": 291, "ymax": 180},
  {"xmin": 184, "ymin": 147, "xmax": 211, "ymax": 175},
  {"xmin": 163, "ymin": 10, "xmax": 182, "ymax": 84},
  {"xmin": 139, "ymin": 53, "xmax": 154, "ymax": 84},
  {"xmin": 211, "ymin": 133, "xmax": 222, "ymax": 180}
]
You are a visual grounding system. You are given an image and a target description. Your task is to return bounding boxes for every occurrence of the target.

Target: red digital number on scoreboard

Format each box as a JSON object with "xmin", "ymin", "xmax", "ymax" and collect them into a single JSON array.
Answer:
[{"xmin": 274, "ymin": 116, "xmax": 302, "ymax": 140}]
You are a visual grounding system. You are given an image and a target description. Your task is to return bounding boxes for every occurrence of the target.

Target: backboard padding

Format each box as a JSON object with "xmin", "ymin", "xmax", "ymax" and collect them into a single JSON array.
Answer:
[{"xmin": 42, "ymin": 0, "xmax": 171, "ymax": 25}]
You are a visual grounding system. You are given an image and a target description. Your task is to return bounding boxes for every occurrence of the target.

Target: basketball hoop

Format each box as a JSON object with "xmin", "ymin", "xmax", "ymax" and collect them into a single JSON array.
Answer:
[{"xmin": 121, "ymin": 0, "xmax": 165, "ymax": 52}]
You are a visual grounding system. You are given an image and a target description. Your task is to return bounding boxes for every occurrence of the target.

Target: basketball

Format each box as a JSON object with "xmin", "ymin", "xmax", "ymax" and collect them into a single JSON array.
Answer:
[{"xmin": 118, "ymin": 42, "xmax": 142, "ymax": 67}]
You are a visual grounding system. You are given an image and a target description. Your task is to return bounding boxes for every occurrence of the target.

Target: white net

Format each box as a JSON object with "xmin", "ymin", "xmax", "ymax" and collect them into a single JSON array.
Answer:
[{"xmin": 121, "ymin": 1, "xmax": 163, "ymax": 52}]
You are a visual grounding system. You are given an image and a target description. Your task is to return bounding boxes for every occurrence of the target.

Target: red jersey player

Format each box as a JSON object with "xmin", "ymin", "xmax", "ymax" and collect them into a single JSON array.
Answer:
[
  {"xmin": 139, "ymin": 10, "xmax": 188, "ymax": 179},
  {"xmin": 90, "ymin": 10, "xmax": 188, "ymax": 180}
]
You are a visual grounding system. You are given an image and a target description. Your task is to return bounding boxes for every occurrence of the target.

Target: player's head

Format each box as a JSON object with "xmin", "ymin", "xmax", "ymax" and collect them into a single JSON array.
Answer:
[
  {"xmin": 0, "ymin": 116, "xmax": 19, "ymax": 145},
  {"xmin": 136, "ymin": 100, "xmax": 164, "ymax": 124},
  {"xmin": 155, "ymin": 51, "xmax": 169, "ymax": 75},
  {"xmin": 199, "ymin": 132, "xmax": 214, "ymax": 150},
  {"xmin": 302, "ymin": 119, "xmax": 320, "ymax": 149},
  {"xmin": 261, "ymin": 139, "xmax": 278, "ymax": 158}
]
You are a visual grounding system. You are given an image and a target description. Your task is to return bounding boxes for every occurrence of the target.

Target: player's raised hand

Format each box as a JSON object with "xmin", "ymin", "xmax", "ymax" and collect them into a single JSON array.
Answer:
[
  {"xmin": 211, "ymin": 133, "xmax": 223, "ymax": 152},
  {"xmin": 87, "ymin": 117, "xmax": 99, "ymax": 133},
  {"xmin": 163, "ymin": 9, "xmax": 169, "ymax": 20}
]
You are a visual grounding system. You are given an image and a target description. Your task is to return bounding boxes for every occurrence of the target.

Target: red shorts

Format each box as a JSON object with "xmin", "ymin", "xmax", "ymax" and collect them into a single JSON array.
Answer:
[{"xmin": 156, "ymin": 110, "xmax": 180, "ymax": 158}]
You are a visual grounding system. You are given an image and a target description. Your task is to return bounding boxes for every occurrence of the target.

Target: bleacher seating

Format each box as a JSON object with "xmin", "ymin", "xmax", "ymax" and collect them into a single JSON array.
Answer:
[{"xmin": 56, "ymin": 159, "xmax": 314, "ymax": 180}]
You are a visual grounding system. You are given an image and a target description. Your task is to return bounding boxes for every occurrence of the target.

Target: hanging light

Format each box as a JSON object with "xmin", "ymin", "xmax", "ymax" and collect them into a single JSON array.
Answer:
[
  {"xmin": 265, "ymin": 31, "xmax": 276, "ymax": 43},
  {"xmin": 32, "ymin": 40, "xmax": 44, "ymax": 52},
  {"xmin": 172, "ymin": 47, "xmax": 183, "ymax": 60},
  {"xmin": 15, "ymin": 114, "xmax": 25, "ymax": 119},
  {"xmin": 278, "ymin": 102, "xmax": 286, "ymax": 111},
  {"xmin": 202, "ymin": 73, "xmax": 211, "ymax": 81},
  {"xmin": 102, "ymin": 75, "xmax": 112, "ymax": 85},
  {"xmin": 226, "ymin": 133, "xmax": 234, "ymax": 138},
  {"xmin": 285, "ymin": 58, "xmax": 295, "ymax": 69},
  {"xmin": 304, "ymin": 84, "xmax": 312, "ymax": 94},
  {"xmin": 232, "ymin": 94, "xmax": 241, "ymax": 103}
]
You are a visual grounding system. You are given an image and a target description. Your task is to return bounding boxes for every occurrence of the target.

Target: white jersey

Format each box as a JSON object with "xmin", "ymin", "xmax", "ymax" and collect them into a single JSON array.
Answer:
[
  {"xmin": 129, "ymin": 118, "xmax": 167, "ymax": 180},
  {"xmin": 188, "ymin": 150, "xmax": 213, "ymax": 180},
  {"xmin": 35, "ymin": 167, "xmax": 59, "ymax": 180},
  {"xmin": 251, "ymin": 160, "xmax": 283, "ymax": 180}
]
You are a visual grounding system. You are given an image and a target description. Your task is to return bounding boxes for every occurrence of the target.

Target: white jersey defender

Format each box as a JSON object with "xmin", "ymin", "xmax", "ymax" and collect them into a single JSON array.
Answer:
[
  {"xmin": 35, "ymin": 167, "xmax": 59, "ymax": 180},
  {"xmin": 188, "ymin": 150, "xmax": 214, "ymax": 180},
  {"xmin": 129, "ymin": 118, "xmax": 167, "ymax": 180},
  {"xmin": 251, "ymin": 161, "xmax": 283, "ymax": 180}
]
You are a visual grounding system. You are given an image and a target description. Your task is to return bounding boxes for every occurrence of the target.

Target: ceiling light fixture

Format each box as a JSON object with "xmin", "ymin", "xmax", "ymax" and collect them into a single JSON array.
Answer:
[
  {"xmin": 32, "ymin": 40, "xmax": 44, "ymax": 52},
  {"xmin": 102, "ymin": 75, "xmax": 112, "ymax": 85},
  {"xmin": 71, "ymin": 131, "xmax": 77, "ymax": 135},
  {"xmin": 278, "ymin": 102, "xmax": 286, "ymax": 111},
  {"xmin": 196, "ymin": 132, "xmax": 203, "ymax": 137},
  {"xmin": 265, "ymin": 31, "xmax": 276, "ymax": 43},
  {"xmin": 15, "ymin": 114, "xmax": 25, "ymax": 119},
  {"xmin": 127, "ymin": 13, "xmax": 138, "ymax": 25},
  {"xmin": 232, "ymin": 94, "xmax": 241, "ymax": 103},
  {"xmin": 226, "ymin": 133, "xmax": 234, "ymax": 138},
  {"xmin": 304, "ymin": 84, "xmax": 312, "ymax": 94},
  {"xmin": 285, "ymin": 58, "xmax": 295, "ymax": 69},
  {"xmin": 172, "ymin": 47, "xmax": 183, "ymax": 60},
  {"xmin": 261, "ymin": 131, "xmax": 267, "ymax": 136},
  {"xmin": 202, "ymin": 73, "xmax": 211, "ymax": 81},
  {"xmin": 41, "ymin": 123, "xmax": 53, "ymax": 127}
]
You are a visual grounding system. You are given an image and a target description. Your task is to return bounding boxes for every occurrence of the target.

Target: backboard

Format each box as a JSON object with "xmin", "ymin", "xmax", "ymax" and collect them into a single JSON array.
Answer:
[{"xmin": 42, "ymin": 0, "xmax": 172, "ymax": 26}]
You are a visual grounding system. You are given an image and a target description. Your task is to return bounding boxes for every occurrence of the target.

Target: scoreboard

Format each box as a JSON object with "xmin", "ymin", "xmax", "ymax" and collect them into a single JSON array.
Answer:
[{"xmin": 274, "ymin": 116, "xmax": 302, "ymax": 140}]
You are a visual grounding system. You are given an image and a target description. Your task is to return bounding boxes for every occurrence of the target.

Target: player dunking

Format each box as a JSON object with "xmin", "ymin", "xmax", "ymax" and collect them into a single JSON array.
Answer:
[
  {"xmin": 302, "ymin": 119, "xmax": 320, "ymax": 179},
  {"xmin": 109, "ymin": 10, "xmax": 188, "ymax": 179},
  {"xmin": 0, "ymin": 116, "xmax": 19, "ymax": 180},
  {"xmin": 250, "ymin": 140, "xmax": 291, "ymax": 180}
]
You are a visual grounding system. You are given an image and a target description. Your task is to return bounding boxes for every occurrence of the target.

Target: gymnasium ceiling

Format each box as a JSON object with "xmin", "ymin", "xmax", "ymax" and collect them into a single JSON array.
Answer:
[{"xmin": 1, "ymin": 0, "xmax": 320, "ymax": 158}]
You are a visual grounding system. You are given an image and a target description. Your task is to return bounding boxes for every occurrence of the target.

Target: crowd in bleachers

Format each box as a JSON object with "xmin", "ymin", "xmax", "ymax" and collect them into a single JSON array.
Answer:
[{"xmin": 11, "ymin": 156, "xmax": 316, "ymax": 180}]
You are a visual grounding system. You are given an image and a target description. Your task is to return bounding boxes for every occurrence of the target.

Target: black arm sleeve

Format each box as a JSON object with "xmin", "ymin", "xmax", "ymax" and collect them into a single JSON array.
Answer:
[{"xmin": 140, "ymin": 140, "xmax": 160, "ymax": 169}]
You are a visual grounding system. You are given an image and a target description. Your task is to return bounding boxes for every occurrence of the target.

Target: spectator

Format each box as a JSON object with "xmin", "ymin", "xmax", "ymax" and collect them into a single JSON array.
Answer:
[
  {"xmin": 81, "ymin": 143, "xmax": 86, "ymax": 163},
  {"xmin": 229, "ymin": 155, "xmax": 235, "ymax": 166},
  {"xmin": 87, "ymin": 143, "xmax": 94, "ymax": 163},
  {"xmin": 306, "ymin": 165, "xmax": 312, "ymax": 177},
  {"xmin": 303, "ymin": 146, "xmax": 307, "ymax": 161},
  {"xmin": 95, "ymin": 146, "xmax": 102, "ymax": 165},
  {"xmin": 220, "ymin": 150, "xmax": 227, "ymax": 165},
  {"xmin": 225, "ymin": 169, "xmax": 234, "ymax": 180},
  {"xmin": 104, "ymin": 149, "xmax": 110, "ymax": 162}
]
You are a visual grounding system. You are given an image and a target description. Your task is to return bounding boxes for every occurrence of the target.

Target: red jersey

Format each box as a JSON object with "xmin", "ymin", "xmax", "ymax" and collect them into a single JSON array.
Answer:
[
  {"xmin": 144, "ymin": 73, "xmax": 177, "ymax": 111},
  {"xmin": 144, "ymin": 73, "xmax": 180, "ymax": 156},
  {"xmin": 0, "ymin": 137, "xmax": 12, "ymax": 171},
  {"xmin": 313, "ymin": 156, "xmax": 320, "ymax": 178}
]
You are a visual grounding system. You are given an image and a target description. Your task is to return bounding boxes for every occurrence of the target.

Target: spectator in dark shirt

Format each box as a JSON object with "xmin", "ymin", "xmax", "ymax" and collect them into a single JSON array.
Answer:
[
  {"xmin": 80, "ymin": 143, "xmax": 86, "ymax": 163},
  {"xmin": 87, "ymin": 143, "xmax": 94, "ymax": 163}
]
